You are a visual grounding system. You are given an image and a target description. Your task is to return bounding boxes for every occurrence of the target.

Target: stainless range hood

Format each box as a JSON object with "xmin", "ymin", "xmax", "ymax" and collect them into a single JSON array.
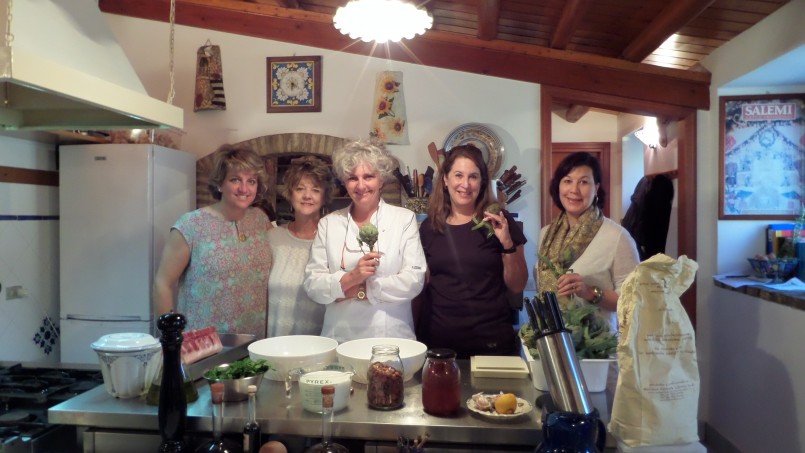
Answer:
[{"xmin": 0, "ymin": 0, "xmax": 182, "ymax": 131}]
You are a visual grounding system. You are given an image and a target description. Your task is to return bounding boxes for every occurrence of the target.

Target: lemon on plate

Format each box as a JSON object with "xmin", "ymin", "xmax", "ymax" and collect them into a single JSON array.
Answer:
[{"xmin": 494, "ymin": 393, "xmax": 518, "ymax": 414}]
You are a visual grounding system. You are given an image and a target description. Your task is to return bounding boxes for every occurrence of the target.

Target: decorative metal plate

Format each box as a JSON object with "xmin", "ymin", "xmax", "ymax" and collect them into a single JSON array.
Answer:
[{"xmin": 443, "ymin": 123, "xmax": 505, "ymax": 178}]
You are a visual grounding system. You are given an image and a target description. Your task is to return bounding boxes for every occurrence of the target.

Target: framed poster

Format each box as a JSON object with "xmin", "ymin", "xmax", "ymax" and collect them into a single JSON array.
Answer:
[
  {"xmin": 266, "ymin": 56, "xmax": 322, "ymax": 113},
  {"xmin": 719, "ymin": 93, "xmax": 805, "ymax": 219}
]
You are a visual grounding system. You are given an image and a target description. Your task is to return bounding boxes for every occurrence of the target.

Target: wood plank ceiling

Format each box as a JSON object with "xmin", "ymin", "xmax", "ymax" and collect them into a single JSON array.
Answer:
[{"xmin": 100, "ymin": 0, "xmax": 789, "ymax": 118}]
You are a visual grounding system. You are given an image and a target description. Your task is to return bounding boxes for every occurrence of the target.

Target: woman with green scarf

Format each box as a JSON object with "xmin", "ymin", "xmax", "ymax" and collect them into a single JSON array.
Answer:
[{"xmin": 536, "ymin": 152, "xmax": 639, "ymax": 332}]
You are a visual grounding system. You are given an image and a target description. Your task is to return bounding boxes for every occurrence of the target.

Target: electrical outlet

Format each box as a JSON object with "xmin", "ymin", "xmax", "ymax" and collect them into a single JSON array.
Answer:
[{"xmin": 6, "ymin": 285, "xmax": 27, "ymax": 300}]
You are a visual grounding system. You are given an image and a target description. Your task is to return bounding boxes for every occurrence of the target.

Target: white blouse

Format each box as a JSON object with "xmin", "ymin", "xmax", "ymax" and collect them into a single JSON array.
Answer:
[{"xmin": 537, "ymin": 217, "xmax": 640, "ymax": 332}]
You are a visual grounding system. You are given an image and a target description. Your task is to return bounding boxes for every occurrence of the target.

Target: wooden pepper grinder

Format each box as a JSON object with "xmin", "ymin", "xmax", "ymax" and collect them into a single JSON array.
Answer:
[{"xmin": 158, "ymin": 312, "xmax": 188, "ymax": 452}]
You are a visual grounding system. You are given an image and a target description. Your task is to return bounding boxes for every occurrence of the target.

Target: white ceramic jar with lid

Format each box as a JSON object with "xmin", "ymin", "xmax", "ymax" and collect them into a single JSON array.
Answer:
[{"xmin": 91, "ymin": 332, "xmax": 162, "ymax": 398}]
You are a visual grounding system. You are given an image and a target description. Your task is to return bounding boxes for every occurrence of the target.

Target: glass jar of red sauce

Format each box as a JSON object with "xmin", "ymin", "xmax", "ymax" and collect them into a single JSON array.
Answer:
[{"xmin": 421, "ymin": 348, "xmax": 461, "ymax": 416}]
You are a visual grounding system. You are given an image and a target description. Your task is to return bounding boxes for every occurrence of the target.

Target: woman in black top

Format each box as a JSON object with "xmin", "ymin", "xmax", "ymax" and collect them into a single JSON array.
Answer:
[{"xmin": 418, "ymin": 144, "xmax": 528, "ymax": 358}]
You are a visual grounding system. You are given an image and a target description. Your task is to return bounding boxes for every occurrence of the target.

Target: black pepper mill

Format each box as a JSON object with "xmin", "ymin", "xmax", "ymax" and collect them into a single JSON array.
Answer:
[{"xmin": 158, "ymin": 312, "xmax": 188, "ymax": 452}]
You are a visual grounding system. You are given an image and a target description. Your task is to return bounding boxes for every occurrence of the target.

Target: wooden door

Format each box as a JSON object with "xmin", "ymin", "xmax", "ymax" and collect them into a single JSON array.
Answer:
[{"xmin": 541, "ymin": 142, "xmax": 611, "ymax": 226}]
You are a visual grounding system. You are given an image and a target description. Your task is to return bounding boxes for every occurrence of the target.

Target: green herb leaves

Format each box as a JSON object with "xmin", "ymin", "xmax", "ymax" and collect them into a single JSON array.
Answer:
[
  {"xmin": 519, "ymin": 303, "xmax": 617, "ymax": 360},
  {"xmin": 471, "ymin": 203, "xmax": 501, "ymax": 239},
  {"xmin": 203, "ymin": 358, "xmax": 273, "ymax": 380}
]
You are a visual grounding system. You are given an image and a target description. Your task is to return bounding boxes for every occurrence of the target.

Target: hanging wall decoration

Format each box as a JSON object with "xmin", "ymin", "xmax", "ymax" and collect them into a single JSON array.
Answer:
[
  {"xmin": 369, "ymin": 71, "xmax": 409, "ymax": 145},
  {"xmin": 718, "ymin": 93, "xmax": 805, "ymax": 219},
  {"xmin": 194, "ymin": 41, "xmax": 226, "ymax": 111},
  {"xmin": 266, "ymin": 56, "xmax": 322, "ymax": 113}
]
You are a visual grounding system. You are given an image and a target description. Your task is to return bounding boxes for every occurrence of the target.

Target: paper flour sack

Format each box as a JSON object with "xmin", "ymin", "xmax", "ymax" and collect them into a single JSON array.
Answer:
[{"xmin": 609, "ymin": 254, "xmax": 699, "ymax": 447}]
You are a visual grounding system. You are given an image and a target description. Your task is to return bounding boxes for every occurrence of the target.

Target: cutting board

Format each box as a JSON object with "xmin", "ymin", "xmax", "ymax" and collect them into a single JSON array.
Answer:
[{"xmin": 471, "ymin": 355, "xmax": 530, "ymax": 379}]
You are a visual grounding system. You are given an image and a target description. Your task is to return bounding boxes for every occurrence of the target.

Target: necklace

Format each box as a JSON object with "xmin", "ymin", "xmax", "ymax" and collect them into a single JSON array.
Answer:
[
  {"xmin": 340, "ymin": 203, "xmax": 380, "ymax": 271},
  {"xmin": 234, "ymin": 221, "xmax": 247, "ymax": 242}
]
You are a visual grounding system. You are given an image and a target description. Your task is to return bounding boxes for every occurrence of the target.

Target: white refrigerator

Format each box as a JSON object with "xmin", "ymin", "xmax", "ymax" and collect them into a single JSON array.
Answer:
[{"xmin": 59, "ymin": 144, "xmax": 196, "ymax": 364}]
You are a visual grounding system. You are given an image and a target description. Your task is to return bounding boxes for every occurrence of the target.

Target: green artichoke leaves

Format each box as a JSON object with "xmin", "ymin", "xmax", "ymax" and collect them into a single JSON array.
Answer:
[
  {"xmin": 471, "ymin": 203, "xmax": 501, "ymax": 239},
  {"xmin": 357, "ymin": 223, "xmax": 379, "ymax": 252}
]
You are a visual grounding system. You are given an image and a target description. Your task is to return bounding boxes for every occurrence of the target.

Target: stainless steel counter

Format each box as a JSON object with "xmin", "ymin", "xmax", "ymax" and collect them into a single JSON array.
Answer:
[{"xmin": 50, "ymin": 360, "xmax": 614, "ymax": 450}]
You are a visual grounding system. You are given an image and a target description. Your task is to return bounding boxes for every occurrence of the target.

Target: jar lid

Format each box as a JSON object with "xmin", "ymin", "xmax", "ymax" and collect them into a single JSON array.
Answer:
[
  {"xmin": 426, "ymin": 348, "xmax": 456, "ymax": 359},
  {"xmin": 91, "ymin": 332, "xmax": 159, "ymax": 352},
  {"xmin": 371, "ymin": 344, "xmax": 400, "ymax": 354}
]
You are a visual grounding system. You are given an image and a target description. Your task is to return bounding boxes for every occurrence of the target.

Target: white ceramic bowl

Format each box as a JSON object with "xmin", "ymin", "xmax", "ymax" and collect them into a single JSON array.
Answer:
[
  {"xmin": 298, "ymin": 370, "xmax": 353, "ymax": 413},
  {"xmin": 91, "ymin": 332, "xmax": 162, "ymax": 399},
  {"xmin": 336, "ymin": 337, "xmax": 427, "ymax": 384},
  {"xmin": 248, "ymin": 335, "xmax": 339, "ymax": 381}
]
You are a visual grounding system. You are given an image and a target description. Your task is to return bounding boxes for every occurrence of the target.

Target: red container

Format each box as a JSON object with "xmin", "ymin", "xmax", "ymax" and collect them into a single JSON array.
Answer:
[{"xmin": 421, "ymin": 349, "xmax": 461, "ymax": 416}]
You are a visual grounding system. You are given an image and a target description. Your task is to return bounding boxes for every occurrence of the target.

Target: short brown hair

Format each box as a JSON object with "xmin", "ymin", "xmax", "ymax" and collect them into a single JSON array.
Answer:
[
  {"xmin": 207, "ymin": 144, "xmax": 269, "ymax": 202},
  {"xmin": 280, "ymin": 156, "xmax": 335, "ymax": 205}
]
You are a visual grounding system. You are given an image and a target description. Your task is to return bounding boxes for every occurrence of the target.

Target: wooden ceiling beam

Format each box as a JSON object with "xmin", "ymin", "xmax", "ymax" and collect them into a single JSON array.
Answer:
[
  {"xmin": 248, "ymin": 0, "xmax": 300, "ymax": 8},
  {"xmin": 550, "ymin": 0, "xmax": 588, "ymax": 49},
  {"xmin": 620, "ymin": 0, "xmax": 716, "ymax": 62},
  {"xmin": 100, "ymin": 0, "xmax": 710, "ymax": 111},
  {"xmin": 477, "ymin": 0, "xmax": 501, "ymax": 41},
  {"xmin": 545, "ymin": 86, "xmax": 694, "ymax": 121}
]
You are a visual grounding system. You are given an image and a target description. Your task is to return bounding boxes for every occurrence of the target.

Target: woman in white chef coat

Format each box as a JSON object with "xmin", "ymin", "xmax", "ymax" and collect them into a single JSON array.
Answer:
[{"xmin": 303, "ymin": 139, "xmax": 426, "ymax": 342}]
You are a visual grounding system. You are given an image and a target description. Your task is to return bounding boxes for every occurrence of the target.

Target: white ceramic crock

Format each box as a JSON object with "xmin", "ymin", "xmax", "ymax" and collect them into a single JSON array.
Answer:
[
  {"xmin": 298, "ymin": 370, "xmax": 353, "ymax": 413},
  {"xmin": 91, "ymin": 332, "xmax": 162, "ymax": 399}
]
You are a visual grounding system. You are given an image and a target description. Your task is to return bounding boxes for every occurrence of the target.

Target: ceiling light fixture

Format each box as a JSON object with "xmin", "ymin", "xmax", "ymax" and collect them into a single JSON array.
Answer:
[
  {"xmin": 634, "ymin": 125, "xmax": 660, "ymax": 150},
  {"xmin": 333, "ymin": 0, "xmax": 433, "ymax": 43}
]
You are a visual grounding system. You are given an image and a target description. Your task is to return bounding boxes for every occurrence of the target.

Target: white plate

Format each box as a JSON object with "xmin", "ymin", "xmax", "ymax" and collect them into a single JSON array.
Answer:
[
  {"xmin": 443, "ymin": 123, "xmax": 505, "ymax": 178},
  {"xmin": 466, "ymin": 395, "xmax": 533, "ymax": 420}
]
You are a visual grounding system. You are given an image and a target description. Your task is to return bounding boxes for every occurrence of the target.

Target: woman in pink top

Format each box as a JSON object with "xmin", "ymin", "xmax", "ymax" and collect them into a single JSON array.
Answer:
[{"xmin": 153, "ymin": 144, "xmax": 273, "ymax": 337}]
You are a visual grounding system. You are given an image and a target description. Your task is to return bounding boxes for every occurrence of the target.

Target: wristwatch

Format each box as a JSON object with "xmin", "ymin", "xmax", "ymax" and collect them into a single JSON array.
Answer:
[
  {"xmin": 590, "ymin": 286, "xmax": 604, "ymax": 305},
  {"xmin": 357, "ymin": 284, "xmax": 367, "ymax": 300}
]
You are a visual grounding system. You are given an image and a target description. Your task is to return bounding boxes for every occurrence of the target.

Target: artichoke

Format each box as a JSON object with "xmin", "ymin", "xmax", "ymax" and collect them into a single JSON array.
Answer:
[{"xmin": 357, "ymin": 223, "xmax": 379, "ymax": 252}]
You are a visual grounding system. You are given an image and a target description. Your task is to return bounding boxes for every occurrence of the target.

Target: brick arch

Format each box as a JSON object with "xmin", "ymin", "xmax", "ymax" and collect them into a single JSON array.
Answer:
[{"xmin": 196, "ymin": 133, "xmax": 401, "ymax": 208}]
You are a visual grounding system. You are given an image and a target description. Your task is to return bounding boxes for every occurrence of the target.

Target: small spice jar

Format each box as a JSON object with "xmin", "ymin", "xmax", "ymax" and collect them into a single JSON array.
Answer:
[
  {"xmin": 366, "ymin": 345, "xmax": 405, "ymax": 410},
  {"xmin": 421, "ymin": 348, "xmax": 461, "ymax": 416}
]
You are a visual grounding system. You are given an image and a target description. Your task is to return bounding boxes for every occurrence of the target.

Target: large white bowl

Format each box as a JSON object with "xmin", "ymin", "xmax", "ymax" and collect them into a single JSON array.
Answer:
[
  {"xmin": 336, "ymin": 337, "xmax": 427, "ymax": 384},
  {"xmin": 248, "ymin": 335, "xmax": 338, "ymax": 381}
]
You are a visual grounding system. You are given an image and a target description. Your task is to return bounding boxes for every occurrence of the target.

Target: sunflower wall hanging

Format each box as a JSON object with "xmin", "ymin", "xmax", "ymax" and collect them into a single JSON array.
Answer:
[{"xmin": 369, "ymin": 71, "xmax": 409, "ymax": 145}]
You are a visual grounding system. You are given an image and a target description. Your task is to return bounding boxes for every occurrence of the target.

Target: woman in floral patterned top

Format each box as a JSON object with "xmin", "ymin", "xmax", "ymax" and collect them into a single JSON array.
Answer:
[{"xmin": 153, "ymin": 144, "xmax": 273, "ymax": 337}]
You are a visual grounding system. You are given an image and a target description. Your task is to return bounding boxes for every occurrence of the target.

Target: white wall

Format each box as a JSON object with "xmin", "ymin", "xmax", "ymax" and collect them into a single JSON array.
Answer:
[
  {"xmin": 0, "ymin": 135, "xmax": 61, "ymax": 363},
  {"xmin": 697, "ymin": 0, "xmax": 805, "ymax": 450}
]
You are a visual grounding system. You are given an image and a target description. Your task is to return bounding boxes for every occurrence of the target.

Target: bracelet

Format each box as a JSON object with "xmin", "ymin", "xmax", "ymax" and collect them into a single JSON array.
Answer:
[
  {"xmin": 590, "ymin": 286, "xmax": 604, "ymax": 305},
  {"xmin": 501, "ymin": 245, "xmax": 517, "ymax": 254}
]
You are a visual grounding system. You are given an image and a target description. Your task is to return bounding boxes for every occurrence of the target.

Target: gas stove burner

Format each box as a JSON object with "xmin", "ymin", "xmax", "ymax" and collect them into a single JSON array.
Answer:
[
  {"xmin": 0, "ymin": 411, "xmax": 35, "ymax": 424},
  {"xmin": 1, "ymin": 378, "xmax": 50, "ymax": 393}
]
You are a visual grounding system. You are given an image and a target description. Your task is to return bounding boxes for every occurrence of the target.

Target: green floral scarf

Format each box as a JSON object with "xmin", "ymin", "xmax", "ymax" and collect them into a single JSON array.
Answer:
[{"xmin": 537, "ymin": 206, "xmax": 603, "ymax": 310}]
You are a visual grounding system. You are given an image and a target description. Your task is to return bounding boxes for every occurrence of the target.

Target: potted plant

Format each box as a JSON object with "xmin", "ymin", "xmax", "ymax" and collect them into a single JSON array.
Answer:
[{"xmin": 519, "ymin": 303, "xmax": 617, "ymax": 392}]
